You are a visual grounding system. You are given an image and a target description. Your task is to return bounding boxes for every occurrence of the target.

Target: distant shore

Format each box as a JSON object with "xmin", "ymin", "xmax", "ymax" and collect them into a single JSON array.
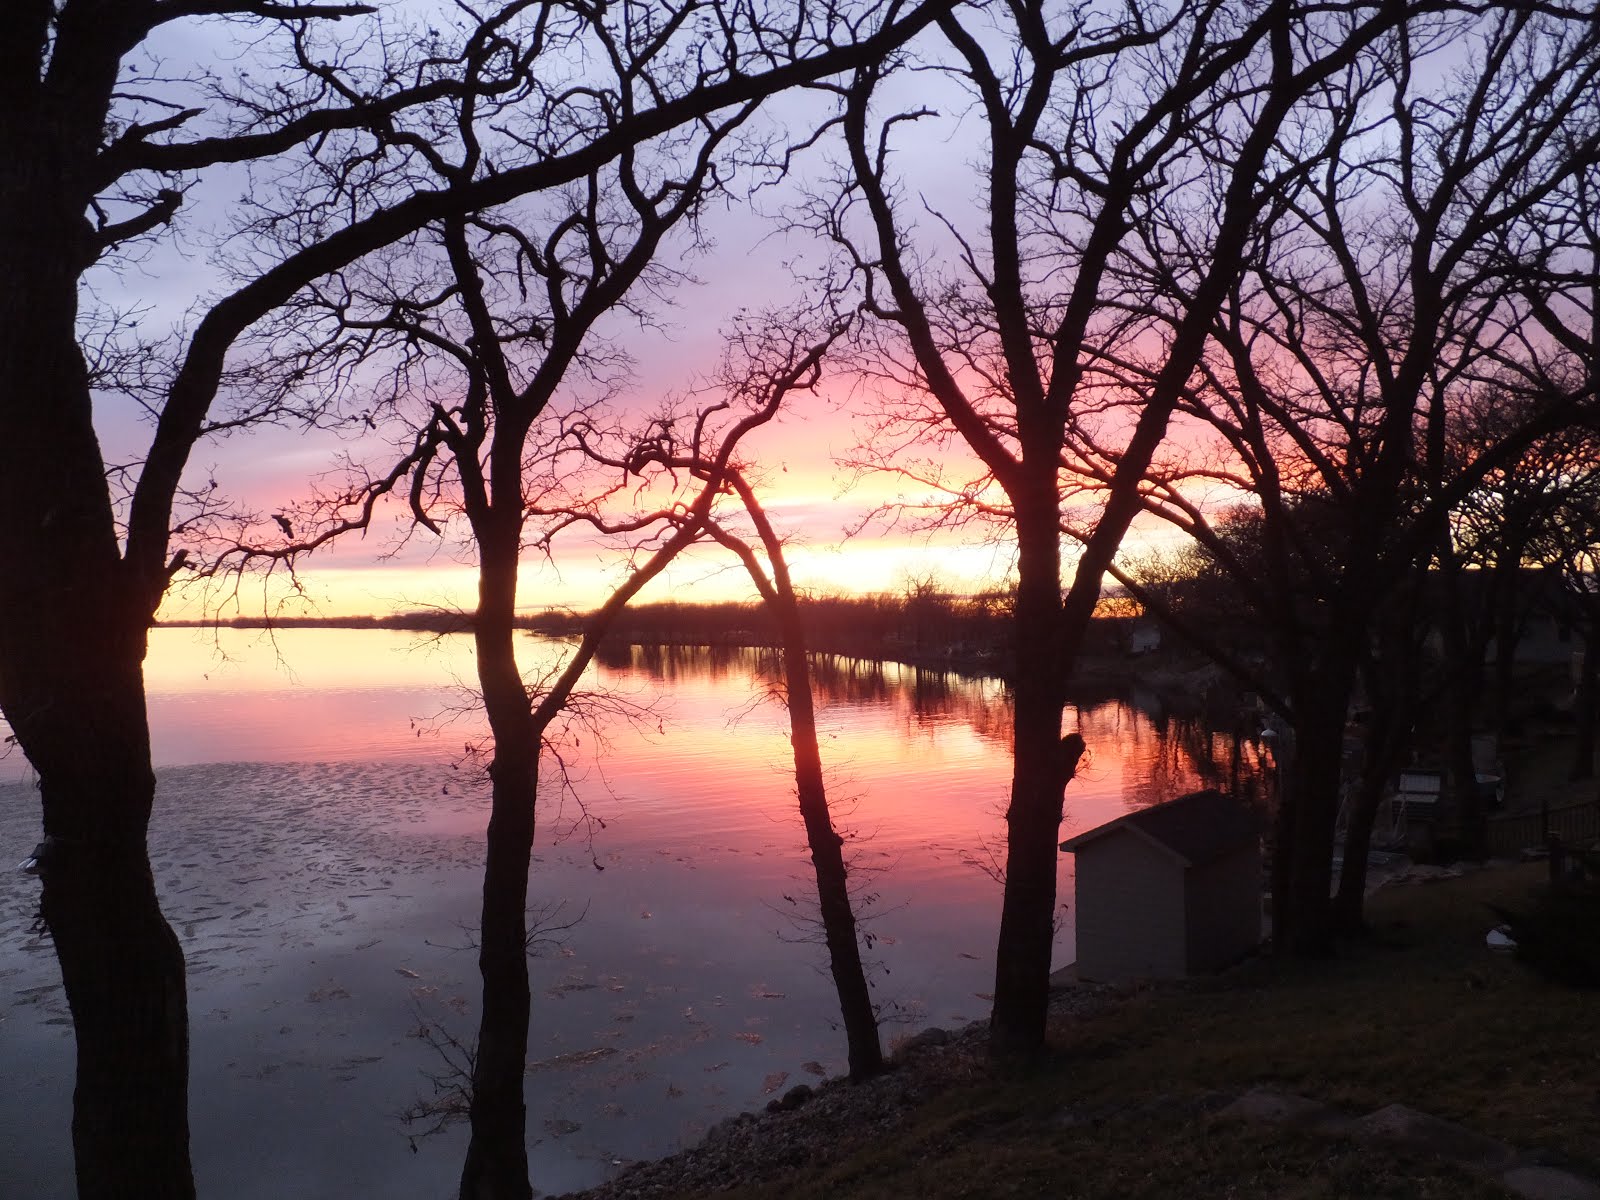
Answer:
[{"xmin": 155, "ymin": 602, "xmax": 1217, "ymax": 703}]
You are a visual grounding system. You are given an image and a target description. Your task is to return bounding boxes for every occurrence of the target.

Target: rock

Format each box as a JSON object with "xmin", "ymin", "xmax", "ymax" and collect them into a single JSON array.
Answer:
[
  {"xmin": 1502, "ymin": 1166, "xmax": 1600, "ymax": 1200},
  {"xmin": 897, "ymin": 1027, "xmax": 951, "ymax": 1055},
  {"xmin": 1350, "ymin": 1103, "xmax": 1514, "ymax": 1169},
  {"xmin": 778, "ymin": 1084, "xmax": 814, "ymax": 1111},
  {"xmin": 705, "ymin": 1112, "xmax": 755, "ymax": 1143},
  {"xmin": 1214, "ymin": 1087, "xmax": 1353, "ymax": 1135}
]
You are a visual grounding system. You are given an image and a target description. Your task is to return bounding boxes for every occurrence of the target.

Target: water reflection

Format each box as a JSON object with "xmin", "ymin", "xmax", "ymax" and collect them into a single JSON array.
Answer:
[
  {"xmin": 580, "ymin": 639, "xmax": 1262, "ymax": 844},
  {"xmin": 1, "ymin": 628, "xmax": 1264, "ymax": 1199}
]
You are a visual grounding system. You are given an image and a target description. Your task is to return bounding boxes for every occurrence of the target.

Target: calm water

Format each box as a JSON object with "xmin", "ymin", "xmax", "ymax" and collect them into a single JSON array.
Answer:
[{"xmin": 0, "ymin": 628, "xmax": 1258, "ymax": 1198}]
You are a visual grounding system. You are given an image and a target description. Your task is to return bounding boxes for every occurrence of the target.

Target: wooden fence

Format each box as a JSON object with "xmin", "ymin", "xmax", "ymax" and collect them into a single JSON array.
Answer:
[{"xmin": 1487, "ymin": 799, "xmax": 1600, "ymax": 857}]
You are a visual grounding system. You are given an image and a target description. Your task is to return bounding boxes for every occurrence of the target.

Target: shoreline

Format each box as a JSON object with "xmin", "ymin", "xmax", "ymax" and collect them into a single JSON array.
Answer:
[{"xmin": 554, "ymin": 979, "xmax": 1127, "ymax": 1200}]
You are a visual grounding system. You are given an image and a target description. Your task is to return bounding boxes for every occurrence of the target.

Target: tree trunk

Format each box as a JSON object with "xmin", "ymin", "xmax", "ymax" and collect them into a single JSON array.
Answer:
[
  {"xmin": 1332, "ymin": 728, "xmax": 1402, "ymax": 936},
  {"xmin": 780, "ymin": 643, "xmax": 883, "ymax": 1075},
  {"xmin": 721, "ymin": 469, "xmax": 884, "ymax": 1077},
  {"xmin": 1572, "ymin": 635, "xmax": 1597, "ymax": 782},
  {"xmin": 777, "ymin": 620, "xmax": 884, "ymax": 1079},
  {"xmin": 2, "ymin": 599, "xmax": 193, "ymax": 1200},
  {"xmin": 1489, "ymin": 558, "xmax": 1523, "ymax": 738},
  {"xmin": 0, "ymin": 173, "xmax": 194, "ymax": 1196},
  {"xmin": 989, "ymin": 500, "xmax": 1064, "ymax": 1055},
  {"xmin": 1434, "ymin": 547, "xmax": 1487, "ymax": 858},
  {"xmin": 1278, "ymin": 682, "xmax": 1353, "ymax": 957},
  {"xmin": 46, "ymin": 794, "xmax": 193, "ymax": 1200},
  {"xmin": 459, "ymin": 549, "xmax": 537, "ymax": 1200},
  {"xmin": 1333, "ymin": 652, "xmax": 1415, "ymax": 936}
]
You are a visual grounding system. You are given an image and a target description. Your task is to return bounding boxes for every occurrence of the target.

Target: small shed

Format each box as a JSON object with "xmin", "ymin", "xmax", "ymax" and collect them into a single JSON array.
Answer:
[{"xmin": 1059, "ymin": 789, "xmax": 1261, "ymax": 983}]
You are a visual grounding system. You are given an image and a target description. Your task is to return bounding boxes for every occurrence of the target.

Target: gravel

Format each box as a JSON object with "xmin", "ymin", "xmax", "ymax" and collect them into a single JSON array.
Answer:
[{"xmin": 552, "ymin": 983, "xmax": 1123, "ymax": 1200}]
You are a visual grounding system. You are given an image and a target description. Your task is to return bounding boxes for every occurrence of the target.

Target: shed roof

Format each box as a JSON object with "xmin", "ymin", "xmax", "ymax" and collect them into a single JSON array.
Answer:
[{"xmin": 1058, "ymin": 789, "xmax": 1260, "ymax": 867}]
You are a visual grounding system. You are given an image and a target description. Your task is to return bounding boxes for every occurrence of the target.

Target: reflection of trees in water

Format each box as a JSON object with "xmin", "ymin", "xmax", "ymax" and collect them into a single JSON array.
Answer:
[
  {"xmin": 593, "ymin": 644, "xmax": 1269, "ymax": 809},
  {"xmin": 1094, "ymin": 697, "xmax": 1270, "ymax": 814},
  {"xmin": 591, "ymin": 642, "xmax": 751, "ymax": 683},
  {"xmin": 812, "ymin": 656, "xmax": 1018, "ymax": 754}
]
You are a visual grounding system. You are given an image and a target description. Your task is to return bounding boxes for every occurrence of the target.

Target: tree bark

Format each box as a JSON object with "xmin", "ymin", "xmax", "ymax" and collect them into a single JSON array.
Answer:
[
  {"xmin": 1333, "ymin": 629, "xmax": 1418, "ymax": 936},
  {"xmin": 0, "ymin": 152, "xmax": 194, "ymax": 1196},
  {"xmin": 1332, "ymin": 728, "xmax": 1402, "ymax": 936},
  {"xmin": 776, "ymin": 615, "xmax": 884, "ymax": 1079},
  {"xmin": 989, "ymin": 494, "xmax": 1064, "ymax": 1055},
  {"xmin": 715, "ymin": 477, "xmax": 887, "ymax": 1079},
  {"xmin": 1434, "ymin": 551, "xmax": 1487, "ymax": 857},
  {"xmin": 1572, "ymin": 635, "xmax": 1597, "ymax": 782},
  {"xmin": 1278, "ymin": 653, "xmax": 1359, "ymax": 957},
  {"xmin": 459, "ymin": 545, "xmax": 537, "ymax": 1200}
]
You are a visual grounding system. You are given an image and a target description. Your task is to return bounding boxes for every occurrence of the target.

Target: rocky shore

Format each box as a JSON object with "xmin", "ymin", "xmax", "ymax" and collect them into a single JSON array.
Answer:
[{"xmin": 554, "ymin": 982, "xmax": 1124, "ymax": 1200}]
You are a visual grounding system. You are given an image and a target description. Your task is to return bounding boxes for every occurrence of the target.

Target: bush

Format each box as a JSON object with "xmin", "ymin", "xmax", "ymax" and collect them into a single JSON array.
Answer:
[{"xmin": 1493, "ymin": 875, "xmax": 1600, "ymax": 988}]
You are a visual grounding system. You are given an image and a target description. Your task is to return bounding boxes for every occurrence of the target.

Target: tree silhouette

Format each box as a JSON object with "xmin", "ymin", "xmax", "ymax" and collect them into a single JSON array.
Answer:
[
  {"xmin": 0, "ymin": 2, "xmax": 956, "ymax": 1193},
  {"xmin": 1083, "ymin": 7, "xmax": 1600, "ymax": 944},
  {"xmin": 592, "ymin": 311, "xmax": 887, "ymax": 1080},
  {"xmin": 820, "ymin": 0, "xmax": 1423, "ymax": 1052}
]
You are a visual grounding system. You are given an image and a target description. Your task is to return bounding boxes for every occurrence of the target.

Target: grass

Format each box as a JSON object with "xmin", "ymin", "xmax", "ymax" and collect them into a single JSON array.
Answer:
[{"xmin": 694, "ymin": 864, "xmax": 1599, "ymax": 1199}]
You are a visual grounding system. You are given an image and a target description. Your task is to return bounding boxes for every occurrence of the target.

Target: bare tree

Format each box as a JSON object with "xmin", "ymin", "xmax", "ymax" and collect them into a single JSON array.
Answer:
[
  {"xmin": 594, "ymin": 311, "xmax": 887, "ymax": 1079},
  {"xmin": 0, "ymin": 2, "xmax": 956, "ymax": 1193},
  {"xmin": 818, "ymin": 0, "xmax": 1419, "ymax": 1053},
  {"xmin": 1083, "ymin": 6, "xmax": 1600, "ymax": 946},
  {"xmin": 215, "ymin": 74, "xmax": 897, "ymax": 1197}
]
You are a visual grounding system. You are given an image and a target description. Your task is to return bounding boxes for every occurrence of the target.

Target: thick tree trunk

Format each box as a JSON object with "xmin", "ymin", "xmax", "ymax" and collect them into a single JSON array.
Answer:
[
  {"xmin": 0, "ymin": 169, "xmax": 194, "ymax": 1196},
  {"xmin": 459, "ymin": 550, "xmax": 537, "ymax": 1200},
  {"xmin": 775, "ymin": 610, "xmax": 883, "ymax": 1079},
  {"xmin": 1277, "ymin": 674, "xmax": 1356, "ymax": 957},
  {"xmin": 1333, "ymin": 665, "xmax": 1413, "ymax": 936},
  {"xmin": 0, "ymin": 576, "xmax": 193, "ymax": 1199},
  {"xmin": 1332, "ymin": 773, "xmax": 1381, "ymax": 936},
  {"xmin": 1332, "ymin": 731, "xmax": 1401, "ymax": 936},
  {"xmin": 46, "ymin": 790, "xmax": 192, "ymax": 1200},
  {"xmin": 30, "ymin": 670, "xmax": 193, "ymax": 1200},
  {"xmin": 989, "ymin": 500, "xmax": 1064, "ymax": 1055}
]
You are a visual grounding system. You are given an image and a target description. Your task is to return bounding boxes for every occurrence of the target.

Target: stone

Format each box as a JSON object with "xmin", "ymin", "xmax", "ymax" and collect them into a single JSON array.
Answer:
[
  {"xmin": 776, "ymin": 1084, "xmax": 814, "ymax": 1112},
  {"xmin": 898, "ymin": 1026, "xmax": 952, "ymax": 1054},
  {"xmin": 1214, "ymin": 1087, "xmax": 1354, "ymax": 1135},
  {"xmin": 1350, "ymin": 1103, "xmax": 1514, "ymax": 1169},
  {"xmin": 1502, "ymin": 1166, "xmax": 1600, "ymax": 1200}
]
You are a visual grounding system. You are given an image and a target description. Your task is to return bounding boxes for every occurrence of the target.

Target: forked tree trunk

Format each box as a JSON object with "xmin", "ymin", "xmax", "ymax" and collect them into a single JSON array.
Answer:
[{"xmin": 1, "ymin": 191, "xmax": 194, "ymax": 1197}]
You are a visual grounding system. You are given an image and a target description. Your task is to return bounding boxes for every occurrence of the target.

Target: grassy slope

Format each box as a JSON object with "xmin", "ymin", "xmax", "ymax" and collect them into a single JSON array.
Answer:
[{"xmin": 707, "ymin": 865, "xmax": 1598, "ymax": 1200}]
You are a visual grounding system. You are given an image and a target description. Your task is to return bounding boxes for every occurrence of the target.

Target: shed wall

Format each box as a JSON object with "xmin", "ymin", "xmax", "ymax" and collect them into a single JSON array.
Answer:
[
  {"xmin": 1073, "ymin": 833, "xmax": 1185, "ymax": 982},
  {"xmin": 1183, "ymin": 843, "xmax": 1262, "ymax": 972}
]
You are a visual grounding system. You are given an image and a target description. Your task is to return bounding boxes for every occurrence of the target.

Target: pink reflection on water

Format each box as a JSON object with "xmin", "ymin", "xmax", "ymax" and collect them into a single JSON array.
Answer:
[{"xmin": 1, "ymin": 628, "xmax": 1261, "ymax": 1196}]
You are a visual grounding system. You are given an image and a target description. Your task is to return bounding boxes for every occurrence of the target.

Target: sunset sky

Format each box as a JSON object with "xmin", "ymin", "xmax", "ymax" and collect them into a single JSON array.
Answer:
[
  {"xmin": 86, "ymin": 10, "xmax": 1226, "ymax": 625},
  {"xmin": 107, "ymin": 103, "xmax": 1117, "ymax": 620}
]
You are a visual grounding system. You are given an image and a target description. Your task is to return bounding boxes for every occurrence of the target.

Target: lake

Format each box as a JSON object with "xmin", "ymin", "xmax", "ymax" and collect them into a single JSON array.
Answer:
[{"xmin": 0, "ymin": 628, "xmax": 1258, "ymax": 1198}]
